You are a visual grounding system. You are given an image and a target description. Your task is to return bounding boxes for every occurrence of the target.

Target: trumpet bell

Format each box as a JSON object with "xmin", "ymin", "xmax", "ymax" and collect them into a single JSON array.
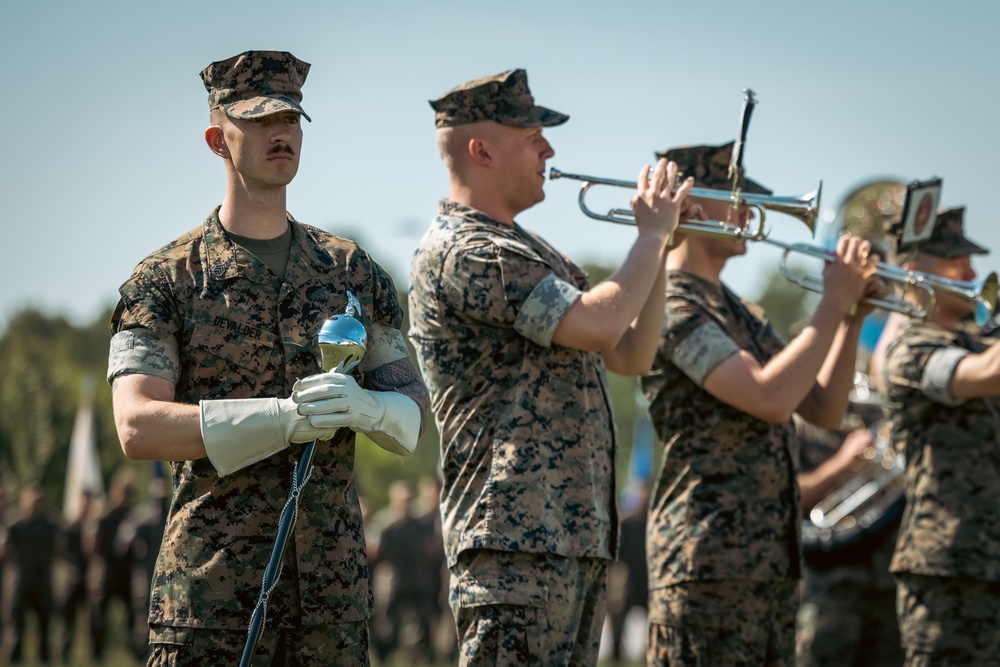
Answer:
[
  {"xmin": 735, "ymin": 182, "xmax": 821, "ymax": 236},
  {"xmin": 976, "ymin": 272, "xmax": 999, "ymax": 327},
  {"xmin": 899, "ymin": 270, "xmax": 1000, "ymax": 328}
]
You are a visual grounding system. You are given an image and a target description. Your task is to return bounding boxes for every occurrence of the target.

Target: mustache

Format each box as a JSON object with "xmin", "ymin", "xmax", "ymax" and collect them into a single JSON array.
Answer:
[{"xmin": 268, "ymin": 145, "xmax": 295, "ymax": 156}]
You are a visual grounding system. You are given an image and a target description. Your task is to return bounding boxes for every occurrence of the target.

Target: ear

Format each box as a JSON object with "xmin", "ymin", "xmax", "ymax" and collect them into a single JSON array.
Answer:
[
  {"xmin": 467, "ymin": 137, "xmax": 493, "ymax": 167},
  {"xmin": 205, "ymin": 126, "xmax": 230, "ymax": 159}
]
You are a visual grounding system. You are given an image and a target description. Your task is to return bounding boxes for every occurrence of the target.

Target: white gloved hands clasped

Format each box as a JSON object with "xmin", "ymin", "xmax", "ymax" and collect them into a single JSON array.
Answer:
[
  {"xmin": 199, "ymin": 380, "xmax": 342, "ymax": 477},
  {"xmin": 293, "ymin": 372, "xmax": 386, "ymax": 432},
  {"xmin": 200, "ymin": 371, "xmax": 420, "ymax": 477},
  {"xmin": 292, "ymin": 372, "xmax": 419, "ymax": 456}
]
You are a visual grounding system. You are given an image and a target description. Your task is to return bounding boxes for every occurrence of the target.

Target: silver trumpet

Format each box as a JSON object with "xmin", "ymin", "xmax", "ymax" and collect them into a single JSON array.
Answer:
[
  {"xmin": 549, "ymin": 167, "xmax": 821, "ymax": 241},
  {"xmin": 763, "ymin": 238, "xmax": 1000, "ymax": 326}
]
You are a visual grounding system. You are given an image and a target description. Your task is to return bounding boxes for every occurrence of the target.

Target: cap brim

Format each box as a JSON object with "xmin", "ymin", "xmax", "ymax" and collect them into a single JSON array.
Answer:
[
  {"xmin": 922, "ymin": 238, "xmax": 990, "ymax": 258},
  {"xmin": 222, "ymin": 96, "xmax": 312, "ymax": 122},
  {"xmin": 496, "ymin": 105, "xmax": 569, "ymax": 128},
  {"xmin": 742, "ymin": 176, "xmax": 772, "ymax": 196},
  {"xmin": 964, "ymin": 238, "xmax": 989, "ymax": 255}
]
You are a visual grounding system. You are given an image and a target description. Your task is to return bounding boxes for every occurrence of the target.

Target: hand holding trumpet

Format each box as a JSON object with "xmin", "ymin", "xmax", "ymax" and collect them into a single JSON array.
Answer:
[
  {"xmin": 820, "ymin": 235, "xmax": 886, "ymax": 318},
  {"xmin": 630, "ymin": 158, "xmax": 695, "ymax": 249}
]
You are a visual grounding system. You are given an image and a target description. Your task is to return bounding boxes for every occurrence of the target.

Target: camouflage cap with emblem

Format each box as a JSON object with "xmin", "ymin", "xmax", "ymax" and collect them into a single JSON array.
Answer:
[
  {"xmin": 429, "ymin": 68, "xmax": 569, "ymax": 129},
  {"xmin": 200, "ymin": 50, "xmax": 312, "ymax": 122},
  {"xmin": 655, "ymin": 141, "xmax": 771, "ymax": 195},
  {"xmin": 919, "ymin": 207, "xmax": 989, "ymax": 258}
]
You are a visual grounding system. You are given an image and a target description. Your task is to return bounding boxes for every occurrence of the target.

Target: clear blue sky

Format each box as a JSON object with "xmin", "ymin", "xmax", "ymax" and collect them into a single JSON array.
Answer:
[{"xmin": 3, "ymin": 1, "xmax": 998, "ymax": 331}]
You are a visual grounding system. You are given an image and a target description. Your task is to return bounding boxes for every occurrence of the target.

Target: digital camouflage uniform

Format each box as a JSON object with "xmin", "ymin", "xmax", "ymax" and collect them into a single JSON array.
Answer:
[
  {"xmin": 109, "ymin": 208, "xmax": 405, "ymax": 664},
  {"xmin": 408, "ymin": 200, "xmax": 617, "ymax": 666},
  {"xmin": 882, "ymin": 318, "xmax": 1000, "ymax": 665},
  {"xmin": 641, "ymin": 269, "xmax": 801, "ymax": 667},
  {"xmin": 795, "ymin": 419, "xmax": 902, "ymax": 667}
]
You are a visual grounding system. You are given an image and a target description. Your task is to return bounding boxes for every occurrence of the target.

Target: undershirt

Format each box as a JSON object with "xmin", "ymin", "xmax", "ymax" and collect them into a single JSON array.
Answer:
[{"xmin": 227, "ymin": 226, "xmax": 293, "ymax": 280}]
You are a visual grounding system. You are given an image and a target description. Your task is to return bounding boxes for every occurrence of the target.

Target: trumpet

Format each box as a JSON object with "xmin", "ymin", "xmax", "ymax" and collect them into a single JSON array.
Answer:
[
  {"xmin": 765, "ymin": 238, "xmax": 1000, "ymax": 326},
  {"xmin": 549, "ymin": 167, "xmax": 821, "ymax": 240}
]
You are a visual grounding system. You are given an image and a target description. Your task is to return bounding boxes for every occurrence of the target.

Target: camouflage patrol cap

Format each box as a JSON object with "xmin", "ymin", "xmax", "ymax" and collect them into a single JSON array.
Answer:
[
  {"xmin": 200, "ymin": 50, "xmax": 312, "ymax": 122},
  {"xmin": 655, "ymin": 142, "xmax": 771, "ymax": 195},
  {"xmin": 430, "ymin": 69, "xmax": 569, "ymax": 129},
  {"xmin": 920, "ymin": 207, "xmax": 989, "ymax": 258}
]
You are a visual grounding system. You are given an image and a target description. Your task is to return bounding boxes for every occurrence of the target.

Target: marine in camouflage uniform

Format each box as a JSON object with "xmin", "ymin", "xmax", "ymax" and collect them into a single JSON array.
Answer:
[
  {"xmin": 880, "ymin": 208, "xmax": 1000, "ymax": 666},
  {"xmin": 409, "ymin": 69, "xmax": 690, "ymax": 666},
  {"xmin": 107, "ymin": 51, "xmax": 428, "ymax": 667},
  {"xmin": 795, "ymin": 416, "xmax": 903, "ymax": 667},
  {"xmin": 642, "ymin": 142, "xmax": 880, "ymax": 667}
]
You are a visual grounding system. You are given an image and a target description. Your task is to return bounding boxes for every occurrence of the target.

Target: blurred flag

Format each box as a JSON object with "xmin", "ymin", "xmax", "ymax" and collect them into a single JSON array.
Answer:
[{"xmin": 62, "ymin": 378, "xmax": 105, "ymax": 521}]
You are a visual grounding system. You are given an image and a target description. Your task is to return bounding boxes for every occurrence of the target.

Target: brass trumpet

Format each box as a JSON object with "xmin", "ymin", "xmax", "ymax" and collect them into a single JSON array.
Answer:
[
  {"xmin": 549, "ymin": 167, "xmax": 821, "ymax": 240},
  {"xmin": 764, "ymin": 238, "xmax": 1000, "ymax": 326}
]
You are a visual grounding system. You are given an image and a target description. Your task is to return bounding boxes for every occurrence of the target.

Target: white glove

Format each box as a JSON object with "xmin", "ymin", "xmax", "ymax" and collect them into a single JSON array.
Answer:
[
  {"xmin": 199, "ymin": 391, "xmax": 341, "ymax": 477},
  {"xmin": 293, "ymin": 372, "xmax": 420, "ymax": 456}
]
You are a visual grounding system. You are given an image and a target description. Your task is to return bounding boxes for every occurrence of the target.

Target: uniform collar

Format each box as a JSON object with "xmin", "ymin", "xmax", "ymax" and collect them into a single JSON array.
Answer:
[{"xmin": 201, "ymin": 207, "xmax": 336, "ymax": 288}]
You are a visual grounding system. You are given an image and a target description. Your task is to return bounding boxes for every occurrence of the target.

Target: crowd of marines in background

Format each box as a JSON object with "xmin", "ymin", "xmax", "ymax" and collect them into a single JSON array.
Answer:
[
  {"xmin": 0, "ymin": 473, "xmax": 165, "ymax": 664},
  {"xmin": 3, "ymin": 47, "xmax": 999, "ymax": 667},
  {"xmin": 1, "ymin": 475, "xmax": 465, "ymax": 665},
  {"xmin": 0, "ymin": 474, "xmax": 654, "ymax": 665}
]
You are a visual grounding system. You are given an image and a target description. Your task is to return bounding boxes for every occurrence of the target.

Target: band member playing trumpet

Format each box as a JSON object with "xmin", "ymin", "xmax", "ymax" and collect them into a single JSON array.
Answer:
[
  {"xmin": 408, "ymin": 69, "xmax": 692, "ymax": 666},
  {"xmin": 641, "ymin": 142, "xmax": 885, "ymax": 666},
  {"xmin": 880, "ymin": 208, "xmax": 1000, "ymax": 665}
]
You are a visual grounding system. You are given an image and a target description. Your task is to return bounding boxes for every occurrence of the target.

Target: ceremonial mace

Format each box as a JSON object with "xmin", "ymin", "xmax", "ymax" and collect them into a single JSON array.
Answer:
[
  {"xmin": 240, "ymin": 292, "xmax": 367, "ymax": 667},
  {"xmin": 727, "ymin": 87, "xmax": 756, "ymax": 223}
]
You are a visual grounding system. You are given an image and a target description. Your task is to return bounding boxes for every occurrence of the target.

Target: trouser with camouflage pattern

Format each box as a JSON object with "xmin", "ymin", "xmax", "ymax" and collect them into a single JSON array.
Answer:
[
  {"xmin": 896, "ymin": 573, "xmax": 1000, "ymax": 666},
  {"xmin": 647, "ymin": 579, "xmax": 799, "ymax": 667},
  {"xmin": 795, "ymin": 573, "xmax": 901, "ymax": 666},
  {"xmin": 449, "ymin": 549, "xmax": 608, "ymax": 667},
  {"xmin": 145, "ymin": 620, "xmax": 370, "ymax": 667}
]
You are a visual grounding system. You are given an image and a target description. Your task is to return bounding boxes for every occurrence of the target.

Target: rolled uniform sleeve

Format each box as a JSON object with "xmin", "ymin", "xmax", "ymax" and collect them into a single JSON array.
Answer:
[
  {"xmin": 920, "ymin": 346, "xmax": 969, "ymax": 406},
  {"xmin": 112, "ymin": 263, "xmax": 183, "ymax": 338},
  {"xmin": 515, "ymin": 273, "xmax": 582, "ymax": 347},
  {"xmin": 107, "ymin": 328, "xmax": 181, "ymax": 386},
  {"xmin": 108, "ymin": 260, "xmax": 185, "ymax": 387},
  {"xmin": 365, "ymin": 323, "xmax": 412, "ymax": 369},
  {"xmin": 671, "ymin": 321, "xmax": 741, "ymax": 387},
  {"xmin": 443, "ymin": 236, "xmax": 578, "ymax": 348}
]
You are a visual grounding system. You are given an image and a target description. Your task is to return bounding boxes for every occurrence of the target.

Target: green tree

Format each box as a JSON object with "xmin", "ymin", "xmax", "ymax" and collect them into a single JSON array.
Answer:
[
  {"xmin": 754, "ymin": 263, "xmax": 817, "ymax": 340},
  {"xmin": 0, "ymin": 307, "xmax": 124, "ymax": 507}
]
